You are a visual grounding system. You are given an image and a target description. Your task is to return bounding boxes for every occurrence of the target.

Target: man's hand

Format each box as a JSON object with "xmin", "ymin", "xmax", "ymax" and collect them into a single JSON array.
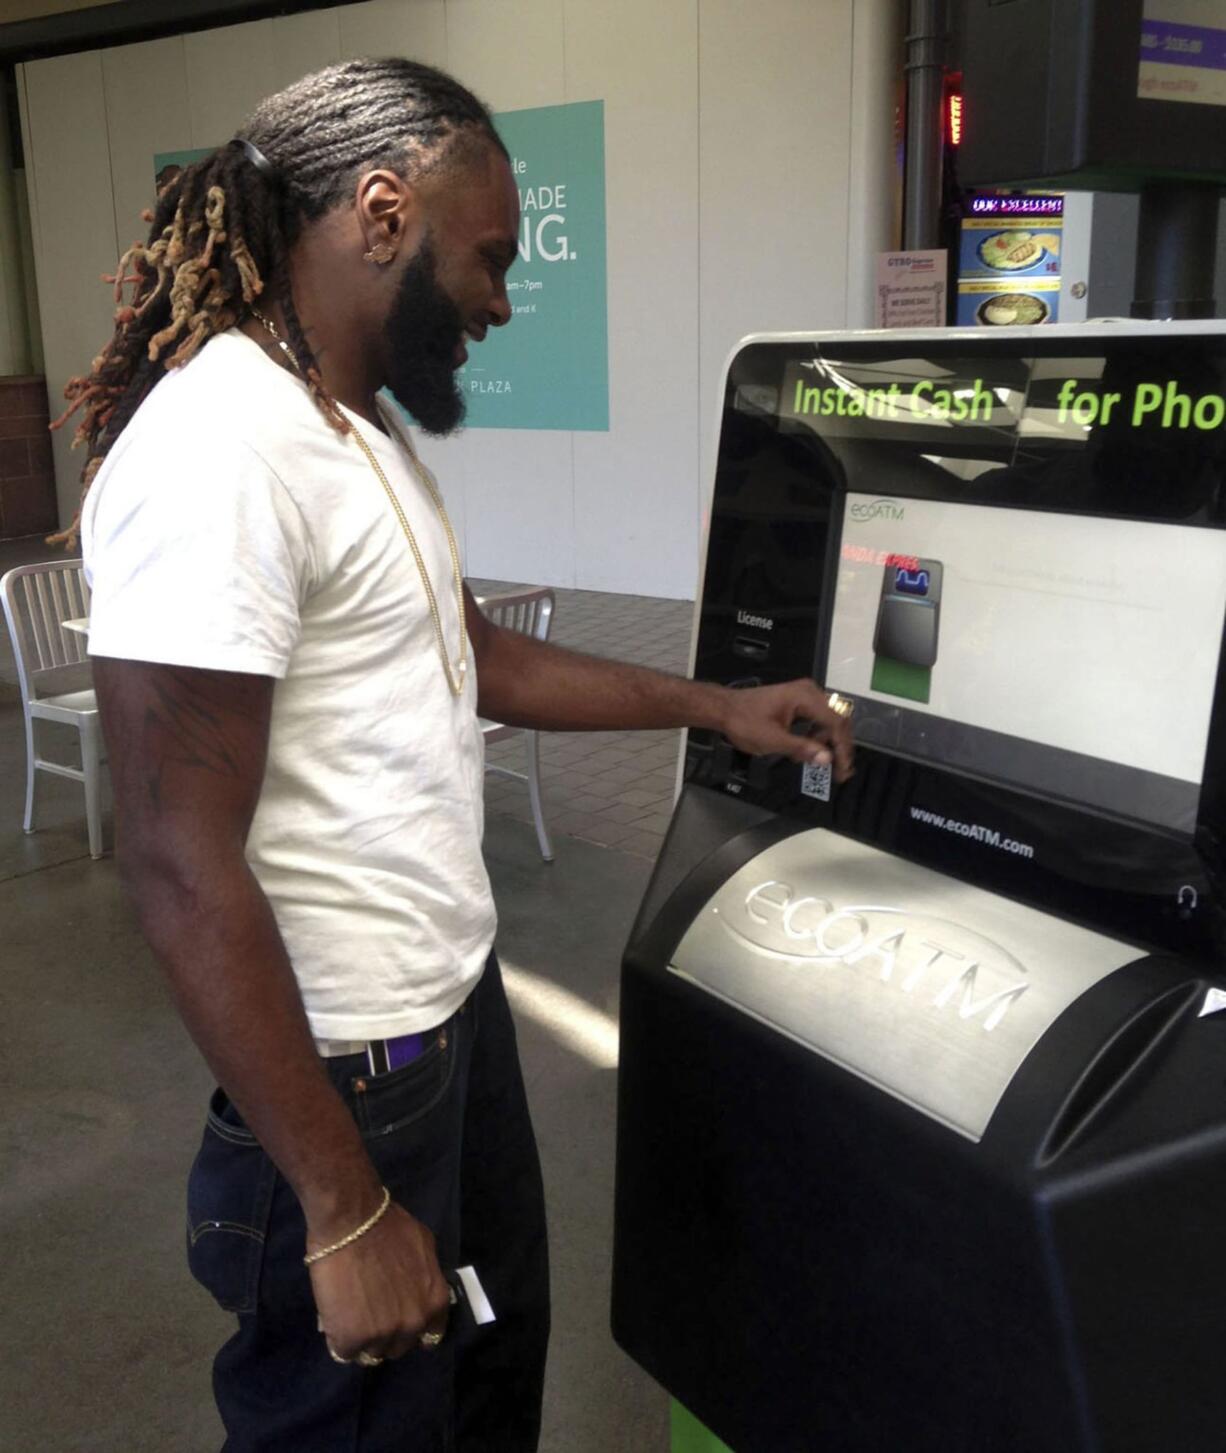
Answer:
[
  {"xmin": 310, "ymin": 1202, "xmax": 452, "ymax": 1363},
  {"xmin": 719, "ymin": 679, "xmax": 855, "ymax": 781}
]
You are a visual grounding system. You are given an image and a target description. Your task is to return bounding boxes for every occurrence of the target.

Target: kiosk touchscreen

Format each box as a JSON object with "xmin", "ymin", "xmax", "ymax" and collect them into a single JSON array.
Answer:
[{"xmin": 612, "ymin": 325, "xmax": 1226, "ymax": 1453}]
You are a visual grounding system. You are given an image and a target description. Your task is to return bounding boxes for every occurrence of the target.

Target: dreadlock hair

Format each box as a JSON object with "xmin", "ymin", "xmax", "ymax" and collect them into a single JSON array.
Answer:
[{"xmin": 50, "ymin": 56, "xmax": 506, "ymax": 547}]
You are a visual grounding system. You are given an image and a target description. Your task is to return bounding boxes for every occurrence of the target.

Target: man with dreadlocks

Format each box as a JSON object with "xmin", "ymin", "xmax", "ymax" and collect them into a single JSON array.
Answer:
[{"xmin": 71, "ymin": 57, "xmax": 854, "ymax": 1453}]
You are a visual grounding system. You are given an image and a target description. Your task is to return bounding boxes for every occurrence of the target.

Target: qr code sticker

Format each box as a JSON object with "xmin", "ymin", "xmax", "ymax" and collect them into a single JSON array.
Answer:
[{"xmin": 801, "ymin": 760, "xmax": 832, "ymax": 802}]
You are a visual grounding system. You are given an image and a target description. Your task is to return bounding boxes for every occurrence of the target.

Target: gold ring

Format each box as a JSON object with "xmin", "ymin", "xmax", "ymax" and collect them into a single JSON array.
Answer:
[
  {"xmin": 355, "ymin": 1351, "xmax": 384, "ymax": 1368},
  {"xmin": 327, "ymin": 1345, "xmax": 352, "ymax": 1366},
  {"xmin": 419, "ymin": 1330, "xmax": 444, "ymax": 1350},
  {"xmin": 827, "ymin": 692, "xmax": 854, "ymax": 720}
]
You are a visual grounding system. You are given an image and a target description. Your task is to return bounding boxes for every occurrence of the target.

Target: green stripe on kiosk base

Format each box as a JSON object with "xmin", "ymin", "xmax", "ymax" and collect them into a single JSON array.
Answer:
[{"xmin": 671, "ymin": 1400, "xmax": 734, "ymax": 1452}]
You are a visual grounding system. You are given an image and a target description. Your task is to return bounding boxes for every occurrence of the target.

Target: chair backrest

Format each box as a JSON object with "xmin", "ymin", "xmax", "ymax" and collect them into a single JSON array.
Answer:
[
  {"xmin": 0, "ymin": 559, "xmax": 92, "ymax": 704},
  {"xmin": 476, "ymin": 585, "xmax": 555, "ymax": 644}
]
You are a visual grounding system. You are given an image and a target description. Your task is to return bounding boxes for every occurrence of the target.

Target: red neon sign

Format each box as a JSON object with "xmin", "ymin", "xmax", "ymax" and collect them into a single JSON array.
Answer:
[{"xmin": 947, "ymin": 92, "xmax": 963, "ymax": 147}]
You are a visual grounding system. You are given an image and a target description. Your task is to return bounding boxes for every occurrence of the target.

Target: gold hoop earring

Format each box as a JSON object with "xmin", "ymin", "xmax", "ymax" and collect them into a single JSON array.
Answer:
[{"xmin": 363, "ymin": 241, "xmax": 396, "ymax": 265}]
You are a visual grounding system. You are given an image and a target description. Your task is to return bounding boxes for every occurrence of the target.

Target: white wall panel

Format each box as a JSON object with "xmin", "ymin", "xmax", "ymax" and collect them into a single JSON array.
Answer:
[
  {"xmin": 184, "ymin": 21, "xmax": 281, "ymax": 145},
  {"xmin": 269, "ymin": 9, "xmax": 343, "ymax": 89},
  {"xmin": 183, "ymin": 12, "xmax": 344, "ymax": 148},
  {"xmin": 20, "ymin": 52, "xmax": 120, "ymax": 524},
  {"xmin": 565, "ymin": 0, "xmax": 699, "ymax": 598},
  {"xmin": 429, "ymin": 432, "xmax": 575, "ymax": 586},
  {"xmin": 14, "ymin": 182, "xmax": 43, "ymax": 374},
  {"xmin": 14, "ymin": 77, "xmax": 40, "ymax": 285},
  {"xmin": 183, "ymin": 11, "xmax": 340, "ymax": 152},
  {"xmin": 445, "ymin": 0, "xmax": 566, "ymax": 109},
  {"xmin": 338, "ymin": 0, "xmax": 448, "ymax": 63},
  {"xmin": 101, "ymin": 38, "xmax": 190, "ymax": 257},
  {"xmin": 697, "ymin": 0, "xmax": 854, "ymax": 498},
  {"xmin": 846, "ymin": 0, "xmax": 903, "ymax": 328}
]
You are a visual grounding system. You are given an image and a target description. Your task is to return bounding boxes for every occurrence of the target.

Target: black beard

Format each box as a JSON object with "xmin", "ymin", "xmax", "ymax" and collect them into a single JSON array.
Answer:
[{"xmin": 383, "ymin": 238, "xmax": 467, "ymax": 436}]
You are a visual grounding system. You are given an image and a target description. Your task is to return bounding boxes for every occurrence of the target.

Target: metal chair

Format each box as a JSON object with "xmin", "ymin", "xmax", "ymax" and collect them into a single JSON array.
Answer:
[
  {"xmin": 477, "ymin": 586, "xmax": 556, "ymax": 863},
  {"xmin": 1, "ymin": 559, "xmax": 106, "ymax": 858}
]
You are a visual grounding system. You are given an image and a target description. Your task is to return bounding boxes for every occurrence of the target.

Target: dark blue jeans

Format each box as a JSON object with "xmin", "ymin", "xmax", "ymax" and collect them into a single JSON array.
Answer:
[{"xmin": 185, "ymin": 952, "xmax": 550, "ymax": 1452}]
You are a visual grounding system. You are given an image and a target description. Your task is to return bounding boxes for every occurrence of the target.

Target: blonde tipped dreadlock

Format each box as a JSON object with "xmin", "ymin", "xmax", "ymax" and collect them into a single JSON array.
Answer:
[
  {"xmin": 48, "ymin": 155, "xmax": 315, "ymax": 547},
  {"xmin": 50, "ymin": 57, "xmax": 506, "ymax": 548}
]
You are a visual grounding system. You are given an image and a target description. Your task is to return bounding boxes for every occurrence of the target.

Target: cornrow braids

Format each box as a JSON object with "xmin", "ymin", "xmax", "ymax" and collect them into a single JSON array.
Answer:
[
  {"xmin": 242, "ymin": 56, "xmax": 507, "ymax": 240},
  {"xmin": 51, "ymin": 56, "xmax": 504, "ymax": 547}
]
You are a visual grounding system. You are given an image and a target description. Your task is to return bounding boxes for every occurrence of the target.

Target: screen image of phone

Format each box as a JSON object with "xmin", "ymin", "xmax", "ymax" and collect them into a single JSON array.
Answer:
[{"xmin": 871, "ymin": 558, "xmax": 943, "ymax": 703}]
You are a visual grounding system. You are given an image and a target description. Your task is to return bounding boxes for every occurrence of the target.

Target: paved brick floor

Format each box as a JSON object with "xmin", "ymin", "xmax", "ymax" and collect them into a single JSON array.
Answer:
[{"xmin": 471, "ymin": 579, "xmax": 693, "ymax": 861}]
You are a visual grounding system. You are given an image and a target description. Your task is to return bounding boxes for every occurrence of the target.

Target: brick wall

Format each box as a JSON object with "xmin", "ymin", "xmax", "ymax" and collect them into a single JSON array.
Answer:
[{"xmin": 0, "ymin": 376, "xmax": 57, "ymax": 540}]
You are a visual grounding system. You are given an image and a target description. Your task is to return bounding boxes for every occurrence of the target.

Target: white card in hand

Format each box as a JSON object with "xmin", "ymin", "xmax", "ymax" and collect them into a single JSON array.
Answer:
[{"xmin": 456, "ymin": 1264, "xmax": 496, "ymax": 1325}]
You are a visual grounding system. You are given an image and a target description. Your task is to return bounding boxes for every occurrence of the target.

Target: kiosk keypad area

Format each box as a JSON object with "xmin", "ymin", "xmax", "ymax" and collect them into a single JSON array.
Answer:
[{"xmin": 613, "ymin": 326, "xmax": 1226, "ymax": 1453}]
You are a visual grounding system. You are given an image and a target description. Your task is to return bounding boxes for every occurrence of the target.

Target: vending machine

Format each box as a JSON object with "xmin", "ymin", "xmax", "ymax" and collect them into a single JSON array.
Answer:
[{"xmin": 612, "ymin": 322, "xmax": 1226, "ymax": 1452}]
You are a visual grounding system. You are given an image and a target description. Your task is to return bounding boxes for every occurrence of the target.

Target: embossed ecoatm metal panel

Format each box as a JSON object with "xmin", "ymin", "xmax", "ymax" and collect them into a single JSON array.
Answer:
[
  {"xmin": 671, "ymin": 831, "xmax": 1135, "ymax": 1141},
  {"xmin": 614, "ymin": 795, "xmax": 1226, "ymax": 1453}
]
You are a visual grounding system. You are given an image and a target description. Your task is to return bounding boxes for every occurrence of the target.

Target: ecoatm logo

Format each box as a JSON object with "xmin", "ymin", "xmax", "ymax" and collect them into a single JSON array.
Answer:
[
  {"xmin": 725, "ymin": 881, "xmax": 1031, "ymax": 1032},
  {"xmin": 849, "ymin": 498, "xmax": 905, "ymax": 523}
]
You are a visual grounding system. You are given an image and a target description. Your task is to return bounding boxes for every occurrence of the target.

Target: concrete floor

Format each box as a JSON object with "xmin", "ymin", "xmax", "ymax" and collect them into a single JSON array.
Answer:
[{"xmin": 0, "ymin": 539, "xmax": 673, "ymax": 1451}]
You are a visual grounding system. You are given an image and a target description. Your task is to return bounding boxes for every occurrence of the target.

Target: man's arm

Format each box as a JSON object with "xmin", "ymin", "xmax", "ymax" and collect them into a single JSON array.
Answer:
[
  {"xmin": 93, "ymin": 657, "xmax": 450, "ymax": 1361},
  {"xmin": 466, "ymin": 586, "xmax": 854, "ymax": 780}
]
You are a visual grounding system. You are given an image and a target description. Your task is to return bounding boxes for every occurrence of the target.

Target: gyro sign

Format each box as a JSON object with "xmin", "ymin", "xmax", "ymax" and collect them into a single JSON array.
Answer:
[{"xmin": 669, "ymin": 830, "xmax": 1135, "ymax": 1141}]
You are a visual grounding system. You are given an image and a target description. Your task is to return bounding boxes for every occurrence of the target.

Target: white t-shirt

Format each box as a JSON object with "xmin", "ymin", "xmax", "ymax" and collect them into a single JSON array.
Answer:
[{"xmin": 82, "ymin": 329, "xmax": 495, "ymax": 1039}]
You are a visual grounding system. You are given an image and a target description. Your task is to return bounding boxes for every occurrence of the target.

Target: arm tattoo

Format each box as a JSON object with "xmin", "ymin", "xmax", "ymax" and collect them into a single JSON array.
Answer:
[{"xmin": 141, "ymin": 668, "xmax": 266, "ymax": 812}]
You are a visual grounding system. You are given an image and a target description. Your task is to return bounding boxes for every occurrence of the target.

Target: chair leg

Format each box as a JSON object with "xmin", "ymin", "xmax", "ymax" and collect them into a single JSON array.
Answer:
[
  {"xmin": 22, "ymin": 712, "xmax": 37, "ymax": 834},
  {"xmin": 525, "ymin": 729, "xmax": 554, "ymax": 863},
  {"xmin": 80, "ymin": 715, "xmax": 105, "ymax": 859}
]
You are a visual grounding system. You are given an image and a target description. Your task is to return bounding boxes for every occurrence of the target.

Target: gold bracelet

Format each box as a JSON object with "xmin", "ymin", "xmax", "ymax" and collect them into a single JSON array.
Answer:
[{"xmin": 303, "ymin": 1186, "xmax": 392, "ymax": 1266}]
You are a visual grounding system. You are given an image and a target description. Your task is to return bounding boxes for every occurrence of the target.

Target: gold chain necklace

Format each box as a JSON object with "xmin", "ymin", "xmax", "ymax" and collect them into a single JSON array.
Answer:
[{"xmin": 250, "ymin": 307, "xmax": 468, "ymax": 697}]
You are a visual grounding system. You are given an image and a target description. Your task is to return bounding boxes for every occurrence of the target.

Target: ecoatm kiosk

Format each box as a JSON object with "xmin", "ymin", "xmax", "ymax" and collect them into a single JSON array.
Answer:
[{"xmin": 612, "ymin": 324, "xmax": 1226, "ymax": 1452}]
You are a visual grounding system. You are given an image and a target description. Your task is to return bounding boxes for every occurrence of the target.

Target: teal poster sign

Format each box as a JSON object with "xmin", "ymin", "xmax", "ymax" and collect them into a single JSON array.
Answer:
[
  {"xmin": 153, "ymin": 148, "xmax": 214, "ymax": 189},
  {"xmin": 461, "ymin": 100, "xmax": 609, "ymax": 431}
]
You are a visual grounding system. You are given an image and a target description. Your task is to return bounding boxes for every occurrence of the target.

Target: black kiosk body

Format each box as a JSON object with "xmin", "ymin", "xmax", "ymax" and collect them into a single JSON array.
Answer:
[{"xmin": 612, "ymin": 324, "xmax": 1226, "ymax": 1452}]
